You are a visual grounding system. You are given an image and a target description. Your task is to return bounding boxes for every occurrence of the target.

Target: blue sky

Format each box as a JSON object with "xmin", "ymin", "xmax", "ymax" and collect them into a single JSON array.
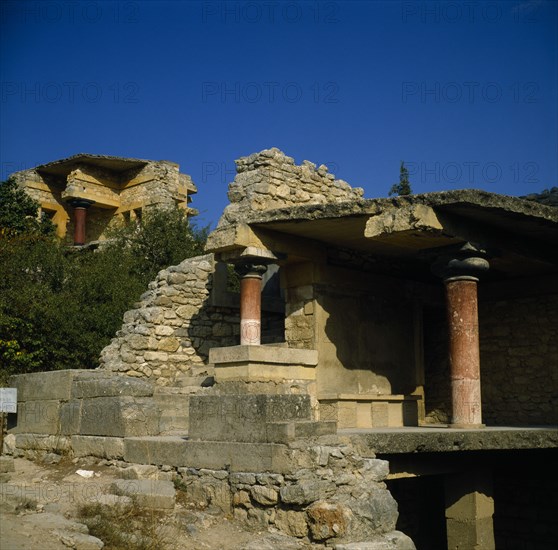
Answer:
[{"xmin": 1, "ymin": 0, "xmax": 557, "ymax": 228}]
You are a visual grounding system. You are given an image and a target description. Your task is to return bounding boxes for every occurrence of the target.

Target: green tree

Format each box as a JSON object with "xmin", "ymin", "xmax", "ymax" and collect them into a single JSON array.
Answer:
[
  {"xmin": 0, "ymin": 178, "xmax": 54, "ymax": 237},
  {"xmin": 0, "ymin": 188, "xmax": 208, "ymax": 384},
  {"xmin": 388, "ymin": 161, "xmax": 413, "ymax": 197},
  {"xmin": 105, "ymin": 206, "xmax": 209, "ymax": 284}
]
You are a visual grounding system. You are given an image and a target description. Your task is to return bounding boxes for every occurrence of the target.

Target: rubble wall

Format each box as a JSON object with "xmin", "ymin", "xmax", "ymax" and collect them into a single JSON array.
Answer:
[
  {"xmin": 99, "ymin": 254, "xmax": 235, "ymax": 385},
  {"xmin": 218, "ymin": 147, "xmax": 364, "ymax": 227},
  {"xmin": 173, "ymin": 444, "xmax": 414, "ymax": 547},
  {"xmin": 99, "ymin": 254, "xmax": 283, "ymax": 386},
  {"xmin": 480, "ymin": 293, "xmax": 558, "ymax": 425}
]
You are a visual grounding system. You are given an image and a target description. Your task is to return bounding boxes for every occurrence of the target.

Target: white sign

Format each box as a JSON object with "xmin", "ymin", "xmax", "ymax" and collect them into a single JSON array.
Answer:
[{"xmin": 0, "ymin": 388, "xmax": 17, "ymax": 413}]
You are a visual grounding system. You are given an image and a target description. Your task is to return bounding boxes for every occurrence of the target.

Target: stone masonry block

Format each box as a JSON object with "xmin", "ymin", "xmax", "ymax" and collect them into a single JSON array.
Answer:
[
  {"xmin": 110, "ymin": 479, "xmax": 176, "ymax": 509},
  {"xmin": 79, "ymin": 397, "xmax": 160, "ymax": 437},
  {"xmin": 14, "ymin": 434, "xmax": 71, "ymax": 452},
  {"xmin": 71, "ymin": 435, "xmax": 125, "ymax": 459},
  {"xmin": 72, "ymin": 376, "xmax": 153, "ymax": 399},
  {"xmin": 60, "ymin": 400, "xmax": 82, "ymax": 435},
  {"xmin": 124, "ymin": 437, "xmax": 301, "ymax": 473},
  {"xmin": 11, "ymin": 400, "xmax": 62, "ymax": 434},
  {"xmin": 188, "ymin": 394, "xmax": 312, "ymax": 443},
  {"xmin": 9, "ymin": 370, "xmax": 91, "ymax": 401}
]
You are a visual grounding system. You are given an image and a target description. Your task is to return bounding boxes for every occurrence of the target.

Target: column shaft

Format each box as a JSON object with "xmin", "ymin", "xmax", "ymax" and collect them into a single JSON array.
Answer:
[
  {"xmin": 236, "ymin": 263, "xmax": 267, "ymax": 345},
  {"xmin": 445, "ymin": 279, "xmax": 483, "ymax": 427},
  {"xmin": 73, "ymin": 207, "xmax": 87, "ymax": 246},
  {"xmin": 240, "ymin": 275, "xmax": 263, "ymax": 345}
]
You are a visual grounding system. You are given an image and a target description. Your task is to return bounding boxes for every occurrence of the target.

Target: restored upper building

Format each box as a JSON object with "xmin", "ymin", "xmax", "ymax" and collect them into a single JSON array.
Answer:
[{"xmin": 11, "ymin": 154, "xmax": 197, "ymax": 245}]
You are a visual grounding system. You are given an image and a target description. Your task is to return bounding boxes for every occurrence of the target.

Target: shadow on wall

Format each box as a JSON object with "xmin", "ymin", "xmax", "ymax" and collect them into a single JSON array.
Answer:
[
  {"xmin": 319, "ymin": 286, "xmax": 416, "ymax": 397},
  {"xmin": 423, "ymin": 305, "xmax": 451, "ymax": 425}
]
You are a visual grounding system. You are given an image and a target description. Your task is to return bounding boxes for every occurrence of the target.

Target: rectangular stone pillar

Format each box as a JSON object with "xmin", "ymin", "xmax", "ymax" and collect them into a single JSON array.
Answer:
[{"xmin": 445, "ymin": 469, "xmax": 495, "ymax": 550}]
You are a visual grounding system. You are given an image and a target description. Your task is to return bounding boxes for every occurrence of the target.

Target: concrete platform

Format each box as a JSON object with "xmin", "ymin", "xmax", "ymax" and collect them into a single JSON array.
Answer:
[{"xmin": 340, "ymin": 426, "xmax": 558, "ymax": 454}]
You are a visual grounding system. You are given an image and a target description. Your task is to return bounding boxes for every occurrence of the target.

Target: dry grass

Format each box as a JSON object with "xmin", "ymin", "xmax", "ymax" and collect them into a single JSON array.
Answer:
[{"xmin": 78, "ymin": 501, "xmax": 172, "ymax": 550}]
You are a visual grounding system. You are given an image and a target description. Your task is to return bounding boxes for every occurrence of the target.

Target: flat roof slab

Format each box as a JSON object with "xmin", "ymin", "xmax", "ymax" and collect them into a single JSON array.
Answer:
[{"xmin": 340, "ymin": 426, "xmax": 558, "ymax": 454}]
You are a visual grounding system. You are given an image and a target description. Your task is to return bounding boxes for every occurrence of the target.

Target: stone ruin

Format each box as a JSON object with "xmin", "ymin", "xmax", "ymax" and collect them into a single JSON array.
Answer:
[{"xmin": 5, "ymin": 147, "xmax": 558, "ymax": 549}]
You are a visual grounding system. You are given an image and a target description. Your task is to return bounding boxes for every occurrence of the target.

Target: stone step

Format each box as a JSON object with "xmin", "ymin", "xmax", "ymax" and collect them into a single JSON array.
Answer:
[
  {"xmin": 123, "ymin": 436, "xmax": 296, "ymax": 473},
  {"xmin": 110, "ymin": 479, "xmax": 176, "ymax": 509},
  {"xmin": 152, "ymin": 392, "xmax": 190, "ymax": 435},
  {"xmin": 268, "ymin": 420, "xmax": 338, "ymax": 443}
]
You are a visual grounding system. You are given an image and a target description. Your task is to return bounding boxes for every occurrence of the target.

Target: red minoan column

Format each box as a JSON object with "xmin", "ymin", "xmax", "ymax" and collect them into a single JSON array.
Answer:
[
  {"xmin": 68, "ymin": 199, "xmax": 94, "ymax": 246},
  {"xmin": 434, "ymin": 243, "xmax": 489, "ymax": 428},
  {"xmin": 446, "ymin": 277, "xmax": 483, "ymax": 427},
  {"xmin": 235, "ymin": 263, "xmax": 268, "ymax": 345}
]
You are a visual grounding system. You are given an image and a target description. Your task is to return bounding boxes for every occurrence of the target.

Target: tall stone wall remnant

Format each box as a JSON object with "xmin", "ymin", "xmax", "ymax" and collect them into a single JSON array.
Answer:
[
  {"xmin": 99, "ymin": 254, "xmax": 284, "ymax": 386},
  {"xmin": 99, "ymin": 254, "xmax": 232, "ymax": 385},
  {"xmin": 218, "ymin": 147, "xmax": 364, "ymax": 227}
]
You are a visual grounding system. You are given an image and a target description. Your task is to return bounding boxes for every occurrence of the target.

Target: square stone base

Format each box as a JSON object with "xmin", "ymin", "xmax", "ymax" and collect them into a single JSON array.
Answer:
[
  {"xmin": 319, "ymin": 394, "xmax": 421, "ymax": 429},
  {"xmin": 210, "ymin": 345, "xmax": 318, "ymax": 383}
]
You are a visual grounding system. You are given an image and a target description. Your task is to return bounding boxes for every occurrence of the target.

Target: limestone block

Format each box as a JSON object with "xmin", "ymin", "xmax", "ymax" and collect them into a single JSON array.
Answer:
[
  {"xmin": 127, "ymin": 334, "xmax": 149, "ymax": 350},
  {"xmin": 337, "ymin": 402, "xmax": 357, "ymax": 429},
  {"xmin": 358, "ymin": 459, "xmax": 389, "ymax": 482},
  {"xmin": 153, "ymin": 392, "xmax": 190, "ymax": 435},
  {"xmin": 144, "ymin": 351, "xmax": 168, "ymax": 362},
  {"xmin": 118, "ymin": 464, "xmax": 159, "ymax": 479},
  {"xmin": 176, "ymin": 305, "xmax": 199, "ymax": 318},
  {"xmin": 233, "ymin": 490, "xmax": 252, "ymax": 508},
  {"xmin": 71, "ymin": 435, "xmax": 125, "ymax": 459},
  {"xmin": 56, "ymin": 531, "xmax": 104, "ymax": 550},
  {"xmin": 60, "ymin": 401, "xmax": 81, "ymax": 435},
  {"xmin": 279, "ymin": 480, "xmax": 335, "ymax": 505},
  {"xmin": 79, "ymin": 397, "xmax": 160, "ymax": 437},
  {"xmin": 110, "ymin": 479, "xmax": 175, "ymax": 509},
  {"xmin": 12, "ymin": 400, "xmax": 61, "ymax": 434},
  {"xmin": 371, "ymin": 402, "xmax": 390, "ymax": 428},
  {"xmin": 250, "ymin": 485, "xmax": 278, "ymax": 506},
  {"xmin": 139, "ymin": 307, "xmax": 164, "ymax": 324},
  {"xmin": 157, "ymin": 337, "xmax": 180, "ymax": 352},
  {"xmin": 274, "ymin": 509, "xmax": 308, "ymax": 538},
  {"xmin": 89, "ymin": 494, "xmax": 132, "ymax": 507},
  {"xmin": 124, "ymin": 437, "xmax": 297, "ymax": 473},
  {"xmin": 307, "ymin": 500, "xmax": 351, "ymax": 540},
  {"xmin": 155, "ymin": 325, "xmax": 174, "ymax": 336},
  {"xmin": 349, "ymin": 488, "xmax": 399, "ymax": 534},
  {"xmin": 72, "ymin": 376, "xmax": 153, "ymax": 399},
  {"xmin": 188, "ymin": 394, "xmax": 312, "ymax": 443},
  {"xmin": 9, "ymin": 370, "xmax": 88, "ymax": 401},
  {"xmin": 15, "ymin": 434, "xmax": 71, "ymax": 452},
  {"xmin": 167, "ymin": 272, "xmax": 187, "ymax": 284}
]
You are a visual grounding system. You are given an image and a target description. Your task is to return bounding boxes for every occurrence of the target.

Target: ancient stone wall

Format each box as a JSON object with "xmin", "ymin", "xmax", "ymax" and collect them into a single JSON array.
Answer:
[
  {"xmin": 12, "ymin": 157, "xmax": 196, "ymax": 243},
  {"xmin": 284, "ymin": 283, "xmax": 316, "ymax": 350},
  {"xmin": 99, "ymin": 254, "xmax": 234, "ymax": 385},
  {"xmin": 99, "ymin": 254, "xmax": 284, "ymax": 386},
  {"xmin": 174, "ymin": 444, "xmax": 413, "ymax": 546},
  {"xmin": 423, "ymin": 293, "xmax": 558, "ymax": 426},
  {"xmin": 66, "ymin": 165, "xmax": 121, "ymax": 205},
  {"xmin": 480, "ymin": 293, "xmax": 558, "ymax": 425},
  {"xmin": 218, "ymin": 147, "xmax": 364, "ymax": 227},
  {"xmin": 120, "ymin": 161, "xmax": 190, "ymax": 210}
]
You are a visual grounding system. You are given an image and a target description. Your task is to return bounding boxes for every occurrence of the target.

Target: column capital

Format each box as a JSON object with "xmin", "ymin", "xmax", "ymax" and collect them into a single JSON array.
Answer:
[
  {"xmin": 234, "ymin": 262, "xmax": 269, "ymax": 279},
  {"xmin": 431, "ymin": 242, "xmax": 489, "ymax": 282},
  {"xmin": 67, "ymin": 198, "xmax": 95, "ymax": 209}
]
